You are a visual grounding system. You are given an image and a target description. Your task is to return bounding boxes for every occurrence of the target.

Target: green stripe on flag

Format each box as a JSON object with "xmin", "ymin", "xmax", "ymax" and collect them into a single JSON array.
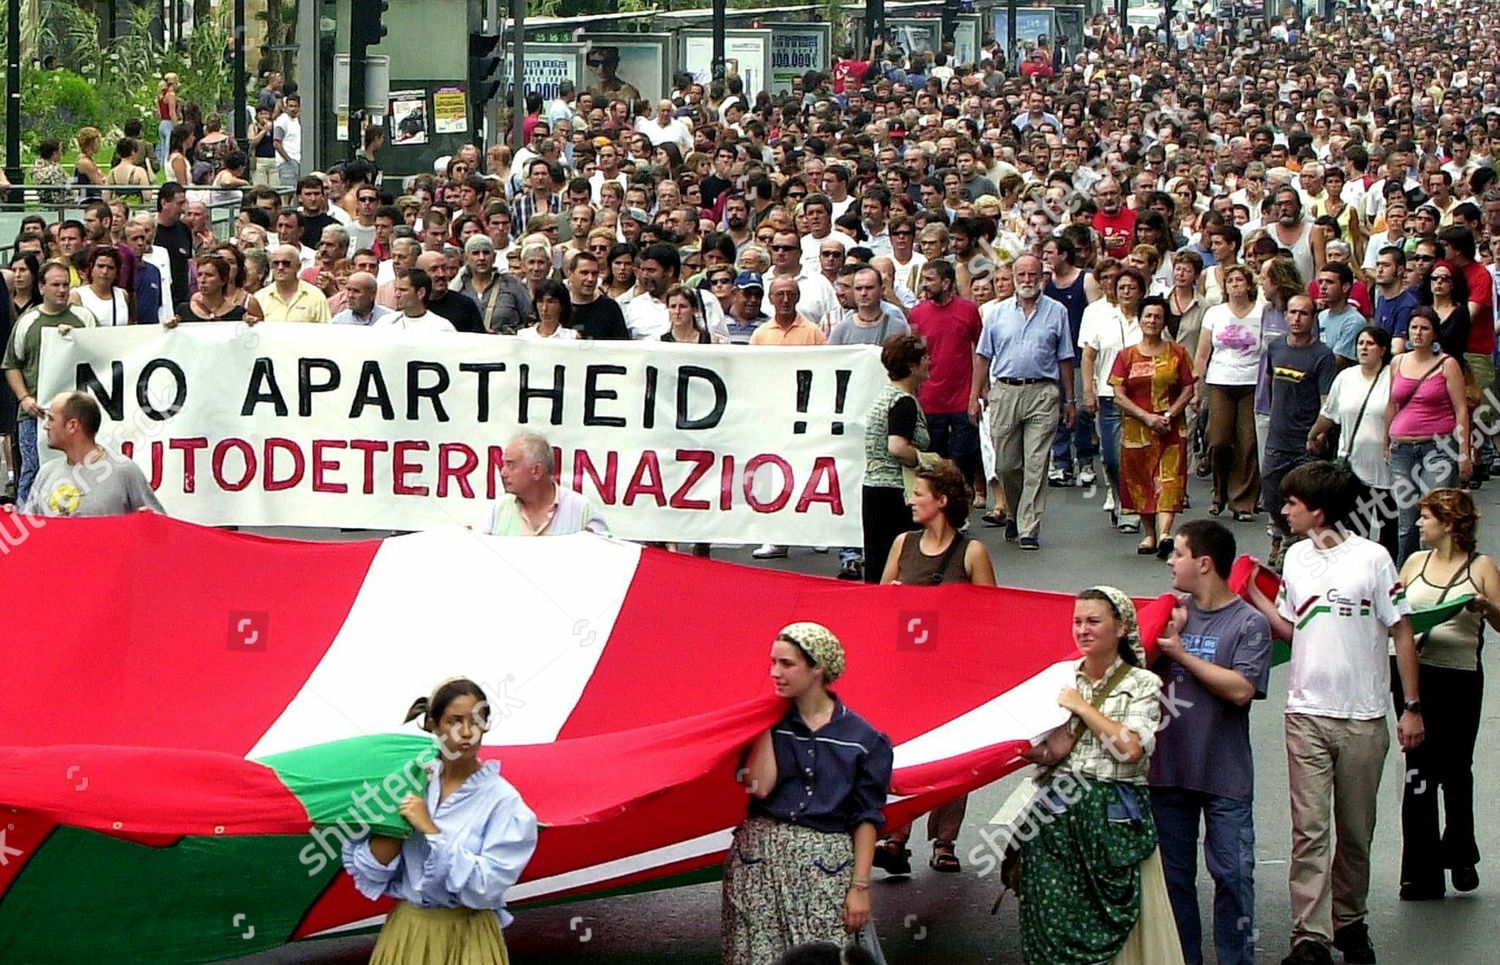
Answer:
[
  {"xmin": 1270, "ymin": 596, "xmax": 1472, "ymax": 667},
  {"xmin": 0, "ymin": 828, "xmax": 336, "ymax": 964},
  {"xmin": 260, "ymin": 733, "xmax": 434, "ymax": 839}
]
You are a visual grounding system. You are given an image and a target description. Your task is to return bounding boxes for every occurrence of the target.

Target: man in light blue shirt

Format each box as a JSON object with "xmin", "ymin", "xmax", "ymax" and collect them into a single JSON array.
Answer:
[
  {"xmin": 968, "ymin": 253, "xmax": 1075, "ymax": 550},
  {"xmin": 332, "ymin": 272, "xmax": 398, "ymax": 326},
  {"xmin": 1316, "ymin": 261, "xmax": 1365, "ymax": 366}
]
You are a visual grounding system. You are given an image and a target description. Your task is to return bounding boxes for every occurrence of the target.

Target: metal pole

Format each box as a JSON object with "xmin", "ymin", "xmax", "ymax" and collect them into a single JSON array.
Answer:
[
  {"xmin": 6, "ymin": 0, "xmax": 20, "ymax": 184},
  {"xmin": 510, "ymin": 0, "xmax": 525, "ymax": 153},
  {"xmin": 712, "ymin": 0, "xmax": 726, "ymax": 83},
  {"xmin": 1008, "ymin": 1, "xmax": 1017, "ymax": 75},
  {"xmin": 867, "ymin": 0, "xmax": 885, "ymax": 45},
  {"xmin": 349, "ymin": 5, "xmax": 367, "ymax": 159},
  {"xmin": 233, "ymin": 0, "xmax": 248, "ymax": 142}
]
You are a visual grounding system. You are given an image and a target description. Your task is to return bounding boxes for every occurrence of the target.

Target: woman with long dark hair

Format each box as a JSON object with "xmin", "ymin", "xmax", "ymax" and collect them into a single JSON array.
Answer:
[
  {"xmin": 1427, "ymin": 259, "xmax": 1473, "ymax": 359},
  {"xmin": 862, "ymin": 335, "xmax": 931, "ymax": 584},
  {"xmin": 342, "ymin": 677, "xmax": 537, "ymax": 964}
]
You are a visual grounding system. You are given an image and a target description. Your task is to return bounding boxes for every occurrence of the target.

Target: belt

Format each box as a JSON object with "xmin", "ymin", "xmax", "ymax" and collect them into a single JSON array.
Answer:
[{"xmin": 993, "ymin": 377, "xmax": 1052, "ymax": 385}]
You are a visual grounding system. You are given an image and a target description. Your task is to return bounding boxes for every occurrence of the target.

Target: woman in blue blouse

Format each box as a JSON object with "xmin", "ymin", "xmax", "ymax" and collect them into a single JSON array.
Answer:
[
  {"xmin": 724, "ymin": 622, "xmax": 894, "ymax": 964},
  {"xmin": 342, "ymin": 677, "xmax": 538, "ymax": 964}
]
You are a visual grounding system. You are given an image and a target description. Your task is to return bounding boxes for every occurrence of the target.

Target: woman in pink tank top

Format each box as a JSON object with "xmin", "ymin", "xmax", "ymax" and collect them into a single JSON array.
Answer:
[{"xmin": 1385, "ymin": 307, "xmax": 1472, "ymax": 563}]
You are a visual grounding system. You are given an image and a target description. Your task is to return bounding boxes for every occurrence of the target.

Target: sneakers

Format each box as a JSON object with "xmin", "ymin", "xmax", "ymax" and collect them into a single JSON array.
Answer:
[
  {"xmin": 1077, "ymin": 465, "xmax": 1097, "ymax": 486},
  {"xmin": 1102, "ymin": 490, "xmax": 1116, "ymax": 513},
  {"xmin": 752, "ymin": 543, "xmax": 788, "ymax": 559},
  {"xmin": 1019, "ymin": 536, "xmax": 1040, "ymax": 550},
  {"xmin": 1332, "ymin": 922, "xmax": 1376, "ymax": 964},
  {"xmin": 837, "ymin": 558, "xmax": 863, "ymax": 581},
  {"xmin": 1048, "ymin": 466, "xmax": 1072, "ymax": 487},
  {"xmin": 1281, "ymin": 940, "xmax": 1333, "ymax": 965}
]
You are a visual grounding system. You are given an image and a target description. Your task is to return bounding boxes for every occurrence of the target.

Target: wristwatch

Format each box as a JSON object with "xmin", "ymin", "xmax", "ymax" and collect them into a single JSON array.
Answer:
[{"xmin": 1404, "ymin": 700, "xmax": 1423, "ymax": 714}]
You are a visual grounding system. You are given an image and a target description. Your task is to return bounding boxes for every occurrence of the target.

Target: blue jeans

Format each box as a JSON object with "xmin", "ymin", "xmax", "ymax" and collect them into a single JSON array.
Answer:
[
  {"xmin": 17, "ymin": 416, "xmax": 37, "ymax": 506},
  {"xmin": 1151, "ymin": 787, "xmax": 1257, "ymax": 965},
  {"xmin": 1390, "ymin": 438, "xmax": 1459, "ymax": 566},
  {"xmin": 926, "ymin": 411, "xmax": 981, "ymax": 483},
  {"xmin": 1051, "ymin": 369, "xmax": 1097, "ymax": 472},
  {"xmin": 1096, "ymin": 397, "xmax": 1139, "ymax": 524}
]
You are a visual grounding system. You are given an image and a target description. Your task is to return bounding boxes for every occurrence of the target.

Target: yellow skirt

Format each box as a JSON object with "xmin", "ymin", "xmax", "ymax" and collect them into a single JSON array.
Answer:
[{"xmin": 370, "ymin": 901, "xmax": 510, "ymax": 965}]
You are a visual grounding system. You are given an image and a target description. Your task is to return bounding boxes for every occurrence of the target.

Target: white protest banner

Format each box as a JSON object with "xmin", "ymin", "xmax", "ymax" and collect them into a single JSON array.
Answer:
[{"xmin": 37, "ymin": 325, "xmax": 885, "ymax": 545}]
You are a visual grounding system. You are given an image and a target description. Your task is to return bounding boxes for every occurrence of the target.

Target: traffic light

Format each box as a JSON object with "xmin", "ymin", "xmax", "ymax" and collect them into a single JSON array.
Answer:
[
  {"xmin": 469, "ymin": 32, "xmax": 503, "ymax": 107},
  {"xmin": 352, "ymin": 0, "xmax": 389, "ymax": 50}
]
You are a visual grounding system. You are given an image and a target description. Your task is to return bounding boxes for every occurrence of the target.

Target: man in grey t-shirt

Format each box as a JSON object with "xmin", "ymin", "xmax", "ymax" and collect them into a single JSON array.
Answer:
[
  {"xmin": 14, "ymin": 392, "xmax": 163, "ymax": 517},
  {"xmin": 1153, "ymin": 520, "xmax": 1273, "ymax": 965}
]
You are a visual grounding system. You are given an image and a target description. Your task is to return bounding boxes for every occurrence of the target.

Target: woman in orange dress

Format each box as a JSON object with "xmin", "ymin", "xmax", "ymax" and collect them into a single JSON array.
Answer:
[{"xmin": 1110, "ymin": 295, "xmax": 1196, "ymax": 559}]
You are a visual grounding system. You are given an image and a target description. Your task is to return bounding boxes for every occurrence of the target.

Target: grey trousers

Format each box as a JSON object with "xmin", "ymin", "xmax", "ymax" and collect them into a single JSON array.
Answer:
[{"xmin": 989, "ymin": 380, "xmax": 1061, "ymax": 538}]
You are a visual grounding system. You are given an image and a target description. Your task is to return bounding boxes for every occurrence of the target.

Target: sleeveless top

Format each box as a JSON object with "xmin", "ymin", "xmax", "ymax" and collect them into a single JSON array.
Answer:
[
  {"xmin": 1274, "ymin": 221, "xmax": 1315, "ymax": 283},
  {"xmin": 158, "ymin": 96, "xmax": 173, "ymax": 120},
  {"xmin": 896, "ymin": 532, "xmax": 971, "ymax": 585},
  {"xmin": 73, "ymin": 286, "xmax": 129, "ymax": 327},
  {"xmin": 864, "ymin": 382, "xmax": 929, "ymax": 490},
  {"xmin": 1045, "ymin": 270, "xmax": 1089, "ymax": 348},
  {"xmin": 1389, "ymin": 356, "xmax": 1457, "ymax": 437},
  {"xmin": 1406, "ymin": 551, "xmax": 1484, "ymax": 671}
]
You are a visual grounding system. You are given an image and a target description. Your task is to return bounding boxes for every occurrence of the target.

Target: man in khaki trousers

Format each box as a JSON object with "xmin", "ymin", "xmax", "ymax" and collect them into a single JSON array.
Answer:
[{"xmin": 969, "ymin": 254, "xmax": 1076, "ymax": 550}]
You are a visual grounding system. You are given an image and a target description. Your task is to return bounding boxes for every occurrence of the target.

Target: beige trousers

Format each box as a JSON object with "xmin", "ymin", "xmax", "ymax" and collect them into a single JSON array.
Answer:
[
  {"xmin": 989, "ymin": 380, "xmax": 1061, "ymax": 538},
  {"xmin": 1285, "ymin": 713, "xmax": 1390, "ymax": 948}
]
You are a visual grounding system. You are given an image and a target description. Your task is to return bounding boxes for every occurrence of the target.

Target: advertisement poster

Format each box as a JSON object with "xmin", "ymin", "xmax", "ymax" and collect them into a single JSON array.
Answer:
[
  {"xmin": 680, "ymin": 30, "xmax": 772, "ymax": 102},
  {"xmin": 503, "ymin": 45, "xmax": 583, "ymax": 102},
  {"xmin": 954, "ymin": 15, "xmax": 981, "ymax": 67},
  {"xmin": 888, "ymin": 19, "xmax": 941, "ymax": 56},
  {"xmin": 1053, "ymin": 6, "xmax": 1087, "ymax": 56},
  {"xmin": 766, "ymin": 24, "xmax": 830, "ymax": 95},
  {"xmin": 387, "ymin": 89, "xmax": 428, "ymax": 145},
  {"xmin": 993, "ymin": 8, "xmax": 1058, "ymax": 54},
  {"xmin": 579, "ymin": 34, "xmax": 671, "ymax": 106},
  {"xmin": 431, "ymin": 86, "xmax": 468, "ymax": 135}
]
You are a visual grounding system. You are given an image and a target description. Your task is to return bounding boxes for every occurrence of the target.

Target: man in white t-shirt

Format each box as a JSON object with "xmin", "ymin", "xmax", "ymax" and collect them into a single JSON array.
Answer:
[
  {"xmin": 380, "ymin": 268, "xmax": 456, "ymax": 333},
  {"xmin": 1248, "ymin": 462, "xmax": 1422, "ymax": 965}
]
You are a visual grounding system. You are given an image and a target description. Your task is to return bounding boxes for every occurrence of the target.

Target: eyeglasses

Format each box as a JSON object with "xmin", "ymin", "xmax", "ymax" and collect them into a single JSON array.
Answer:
[
  {"xmin": 709, "ymin": 277, "xmax": 735, "ymax": 286},
  {"xmin": 786, "ymin": 192, "xmax": 807, "ymax": 200},
  {"xmin": 891, "ymin": 230, "xmax": 914, "ymax": 237},
  {"xmin": 1430, "ymin": 273, "xmax": 1454, "ymax": 282},
  {"xmin": 821, "ymin": 250, "xmax": 843, "ymax": 258},
  {"xmin": 771, "ymin": 244, "xmax": 799, "ymax": 252},
  {"xmin": 358, "ymin": 195, "xmax": 378, "ymax": 203},
  {"xmin": 1410, "ymin": 254, "xmax": 1435, "ymax": 262},
  {"xmin": 271, "ymin": 259, "xmax": 294, "ymax": 267}
]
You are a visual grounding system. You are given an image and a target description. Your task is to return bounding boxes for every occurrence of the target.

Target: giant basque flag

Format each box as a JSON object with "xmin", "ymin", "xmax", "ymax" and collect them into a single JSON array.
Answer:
[{"xmin": 0, "ymin": 513, "xmax": 1180, "ymax": 964}]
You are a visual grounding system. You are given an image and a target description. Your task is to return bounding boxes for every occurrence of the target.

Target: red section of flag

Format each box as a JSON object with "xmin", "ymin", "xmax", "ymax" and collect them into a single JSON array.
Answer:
[{"xmin": 0, "ymin": 514, "xmax": 380, "ymax": 756}]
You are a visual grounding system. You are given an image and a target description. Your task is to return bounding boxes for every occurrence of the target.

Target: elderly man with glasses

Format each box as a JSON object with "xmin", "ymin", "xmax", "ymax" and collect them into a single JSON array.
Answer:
[{"xmin": 257, "ymin": 244, "xmax": 331, "ymax": 322}]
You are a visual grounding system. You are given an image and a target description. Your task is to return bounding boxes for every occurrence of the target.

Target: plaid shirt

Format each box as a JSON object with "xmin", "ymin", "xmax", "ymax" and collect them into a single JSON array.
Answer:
[
  {"xmin": 1065, "ymin": 659, "xmax": 1161, "ymax": 785},
  {"xmin": 513, "ymin": 191, "xmax": 563, "ymax": 235}
]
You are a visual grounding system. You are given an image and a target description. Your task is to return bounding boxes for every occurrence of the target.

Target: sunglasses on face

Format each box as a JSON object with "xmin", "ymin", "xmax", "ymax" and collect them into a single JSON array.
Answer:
[
  {"xmin": 271, "ymin": 260, "xmax": 295, "ymax": 267},
  {"xmin": 1431, "ymin": 273, "xmax": 1454, "ymax": 281},
  {"xmin": 771, "ymin": 244, "xmax": 798, "ymax": 252}
]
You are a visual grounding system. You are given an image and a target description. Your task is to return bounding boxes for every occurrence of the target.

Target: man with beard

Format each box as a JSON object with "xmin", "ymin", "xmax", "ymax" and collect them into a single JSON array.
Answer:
[
  {"xmin": 1091, "ymin": 177, "xmax": 1137, "ymax": 260},
  {"xmin": 1268, "ymin": 187, "xmax": 1317, "ymax": 283},
  {"xmin": 567, "ymin": 250, "xmax": 629, "ymax": 340},
  {"xmin": 969, "ymin": 254, "xmax": 1075, "ymax": 550},
  {"xmin": 702, "ymin": 145, "xmax": 738, "ymax": 210},
  {"xmin": 416, "ymin": 250, "xmax": 484, "ymax": 333},
  {"xmin": 624, "ymin": 243, "xmax": 680, "ymax": 339},
  {"xmin": 722, "ymin": 194, "xmax": 753, "ymax": 255}
]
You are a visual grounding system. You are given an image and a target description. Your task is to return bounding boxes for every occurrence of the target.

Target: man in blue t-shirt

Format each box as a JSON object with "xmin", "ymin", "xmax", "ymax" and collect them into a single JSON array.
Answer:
[{"xmin": 1153, "ymin": 519, "xmax": 1273, "ymax": 965}]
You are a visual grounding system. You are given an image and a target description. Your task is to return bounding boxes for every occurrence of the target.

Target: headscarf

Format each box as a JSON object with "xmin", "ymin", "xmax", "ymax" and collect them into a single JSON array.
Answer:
[
  {"xmin": 777, "ymin": 622, "xmax": 845, "ymax": 683},
  {"xmin": 403, "ymin": 675, "xmax": 474, "ymax": 725},
  {"xmin": 1089, "ymin": 585, "xmax": 1145, "ymax": 666}
]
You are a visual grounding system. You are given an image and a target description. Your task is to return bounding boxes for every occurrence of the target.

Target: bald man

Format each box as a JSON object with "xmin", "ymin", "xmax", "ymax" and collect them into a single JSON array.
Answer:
[
  {"xmin": 417, "ymin": 249, "xmax": 485, "ymax": 332},
  {"xmin": 255, "ymin": 244, "xmax": 330, "ymax": 322},
  {"xmin": 332, "ymin": 271, "xmax": 397, "ymax": 326}
]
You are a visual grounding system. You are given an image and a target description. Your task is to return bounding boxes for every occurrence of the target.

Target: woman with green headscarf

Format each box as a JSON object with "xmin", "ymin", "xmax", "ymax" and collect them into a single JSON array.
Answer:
[{"xmin": 1014, "ymin": 586, "xmax": 1185, "ymax": 964}]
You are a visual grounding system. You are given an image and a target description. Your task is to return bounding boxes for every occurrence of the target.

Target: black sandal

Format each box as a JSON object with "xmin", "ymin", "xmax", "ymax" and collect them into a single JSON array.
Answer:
[
  {"xmin": 929, "ymin": 845, "xmax": 961, "ymax": 873},
  {"xmin": 1137, "ymin": 538, "xmax": 1158, "ymax": 555},
  {"xmin": 1209, "ymin": 502, "xmax": 1224, "ymax": 517},
  {"xmin": 981, "ymin": 509, "xmax": 1007, "ymax": 528}
]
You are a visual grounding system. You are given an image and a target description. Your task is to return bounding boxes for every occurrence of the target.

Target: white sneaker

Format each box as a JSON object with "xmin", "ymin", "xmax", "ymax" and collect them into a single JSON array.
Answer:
[
  {"xmin": 752, "ymin": 543, "xmax": 788, "ymax": 559},
  {"xmin": 1102, "ymin": 491, "xmax": 1116, "ymax": 512},
  {"xmin": 1078, "ymin": 466, "xmax": 1097, "ymax": 486}
]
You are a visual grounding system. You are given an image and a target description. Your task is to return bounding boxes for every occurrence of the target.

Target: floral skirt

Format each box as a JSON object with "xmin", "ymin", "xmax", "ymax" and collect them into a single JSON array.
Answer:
[
  {"xmin": 370, "ymin": 901, "xmax": 509, "ymax": 965},
  {"xmin": 722, "ymin": 815, "xmax": 854, "ymax": 965}
]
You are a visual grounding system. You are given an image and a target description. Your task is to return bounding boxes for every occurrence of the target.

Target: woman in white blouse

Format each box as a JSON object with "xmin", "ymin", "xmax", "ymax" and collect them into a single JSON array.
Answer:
[
  {"xmin": 1309, "ymin": 325, "xmax": 1396, "ymax": 558},
  {"xmin": 342, "ymin": 677, "xmax": 538, "ymax": 964},
  {"xmin": 1193, "ymin": 264, "xmax": 1264, "ymax": 520},
  {"xmin": 517, "ymin": 280, "xmax": 579, "ymax": 340}
]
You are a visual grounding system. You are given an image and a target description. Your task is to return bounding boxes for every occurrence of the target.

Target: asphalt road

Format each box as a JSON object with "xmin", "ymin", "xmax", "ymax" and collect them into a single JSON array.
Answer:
[{"xmin": 237, "ymin": 474, "xmax": 1500, "ymax": 964}]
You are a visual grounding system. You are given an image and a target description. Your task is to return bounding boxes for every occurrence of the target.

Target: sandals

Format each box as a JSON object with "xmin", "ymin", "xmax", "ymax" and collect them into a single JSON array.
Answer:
[
  {"xmin": 1208, "ymin": 502, "xmax": 1224, "ymax": 517},
  {"xmin": 873, "ymin": 841, "xmax": 912, "ymax": 876},
  {"xmin": 929, "ymin": 844, "xmax": 961, "ymax": 873},
  {"xmin": 1233, "ymin": 511, "xmax": 1257, "ymax": 523},
  {"xmin": 1136, "ymin": 538, "xmax": 1158, "ymax": 555},
  {"xmin": 1156, "ymin": 538, "xmax": 1174, "ymax": 561},
  {"xmin": 981, "ymin": 509, "xmax": 1008, "ymax": 528}
]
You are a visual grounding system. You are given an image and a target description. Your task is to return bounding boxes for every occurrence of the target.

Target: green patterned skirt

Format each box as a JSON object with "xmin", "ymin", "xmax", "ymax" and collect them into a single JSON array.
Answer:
[{"xmin": 1018, "ymin": 777, "xmax": 1158, "ymax": 965}]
